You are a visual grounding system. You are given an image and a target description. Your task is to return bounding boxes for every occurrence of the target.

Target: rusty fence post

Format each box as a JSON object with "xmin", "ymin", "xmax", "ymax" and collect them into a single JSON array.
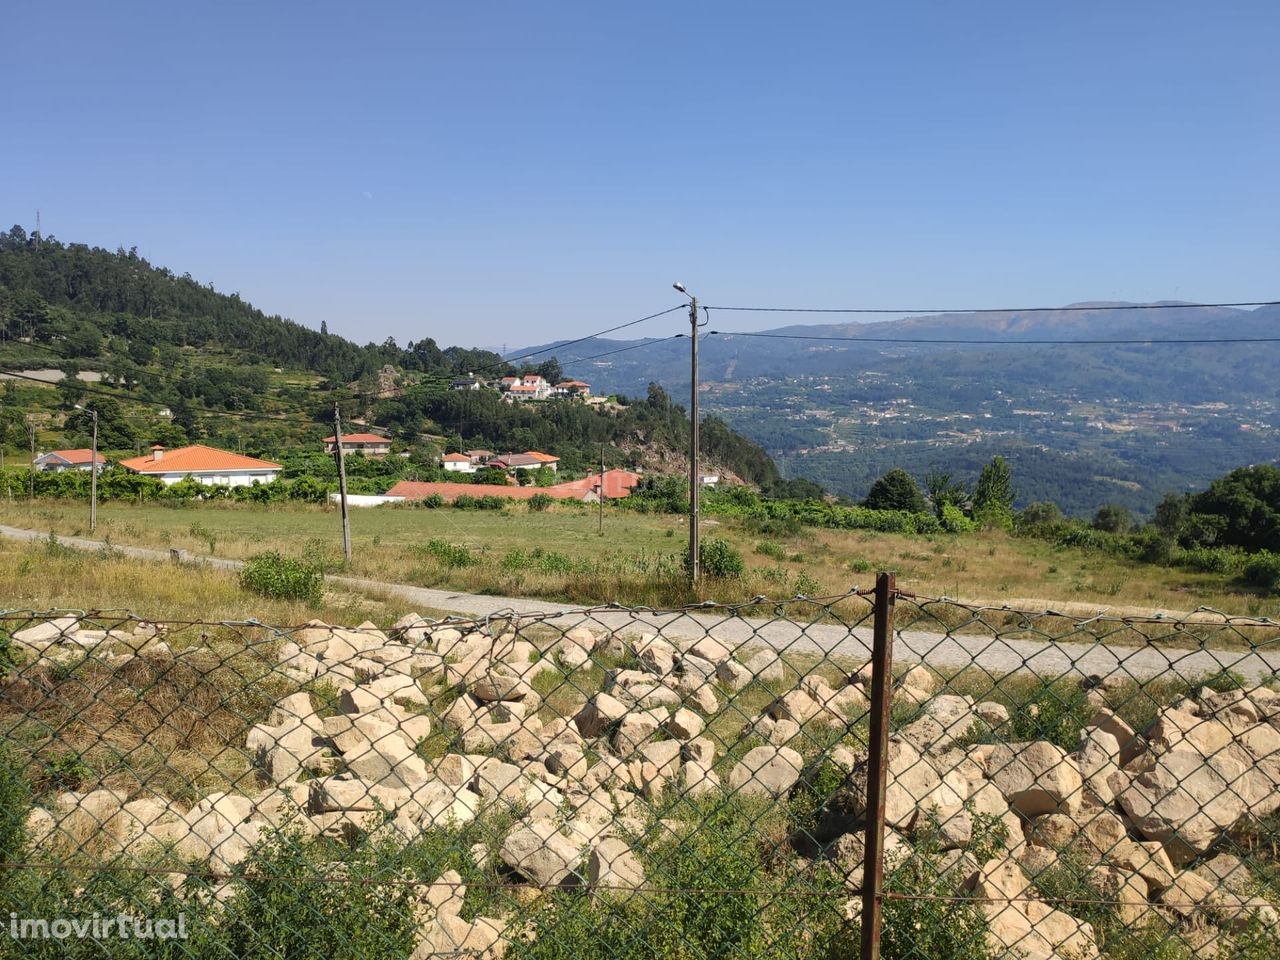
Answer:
[{"xmin": 860, "ymin": 571, "xmax": 896, "ymax": 960}]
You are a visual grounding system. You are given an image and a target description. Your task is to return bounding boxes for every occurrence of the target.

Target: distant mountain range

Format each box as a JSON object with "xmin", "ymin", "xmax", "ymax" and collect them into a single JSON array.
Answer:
[{"xmin": 517, "ymin": 303, "xmax": 1280, "ymax": 516}]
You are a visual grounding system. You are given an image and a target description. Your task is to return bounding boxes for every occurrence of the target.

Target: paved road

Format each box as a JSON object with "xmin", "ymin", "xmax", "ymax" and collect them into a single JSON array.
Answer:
[{"xmin": 4, "ymin": 523, "xmax": 1278, "ymax": 683}]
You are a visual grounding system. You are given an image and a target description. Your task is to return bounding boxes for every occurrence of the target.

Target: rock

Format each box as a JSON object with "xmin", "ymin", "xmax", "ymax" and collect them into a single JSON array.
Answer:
[
  {"xmin": 308, "ymin": 777, "xmax": 409, "ymax": 814},
  {"xmin": 986, "ymin": 741, "xmax": 1083, "ymax": 817},
  {"xmin": 470, "ymin": 667, "xmax": 534, "ymax": 704},
  {"xmin": 574, "ymin": 693, "xmax": 628, "ymax": 738},
  {"xmin": 332, "ymin": 714, "xmax": 432, "ymax": 790},
  {"xmin": 1090, "ymin": 709, "xmax": 1143, "ymax": 766},
  {"xmin": 1107, "ymin": 839, "xmax": 1176, "ymax": 895},
  {"xmin": 612, "ymin": 710, "xmax": 664, "ymax": 754},
  {"xmin": 666, "ymin": 708, "xmax": 705, "ymax": 741},
  {"xmin": 500, "ymin": 819, "xmax": 582, "ymax": 887},
  {"xmin": 1118, "ymin": 746, "xmax": 1248, "ymax": 864},
  {"xmin": 1025, "ymin": 813, "xmax": 1078, "ymax": 850},
  {"xmin": 682, "ymin": 737, "xmax": 717, "ymax": 765},
  {"xmin": 715, "ymin": 659, "xmax": 752, "ymax": 691},
  {"xmin": 679, "ymin": 653, "xmax": 718, "ymax": 680},
  {"xmin": 1147, "ymin": 707, "xmax": 1234, "ymax": 758},
  {"xmin": 745, "ymin": 649, "xmax": 785, "ymax": 683},
  {"xmin": 13, "ymin": 616, "xmax": 79, "ymax": 649},
  {"xmin": 562, "ymin": 626, "xmax": 597, "ymax": 651},
  {"xmin": 975, "ymin": 701, "xmax": 1010, "ymax": 727},
  {"xmin": 728, "ymin": 745, "xmax": 803, "ymax": 798},
  {"xmin": 688, "ymin": 637, "xmax": 732, "ymax": 664},
  {"xmin": 636, "ymin": 637, "xmax": 677, "ymax": 677},
  {"xmin": 589, "ymin": 837, "xmax": 645, "ymax": 895},
  {"xmin": 973, "ymin": 857, "xmax": 1098, "ymax": 960},
  {"xmin": 767, "ymin": 689, "xmax": 822, "ymax": 724},
  {"xmin": 544, "ymin": 742, "xmax": 588, "ymax": 780},
  {"xmin": 770, "ymin": 718, "xmax": 801, "ymax": 746},
  {"xmin": 679, "ymin": 677, "xmax": 720, "ymax": 714},
  {"xmin": 683, "ymin": 759, "xmax": 721, "ymax": 798},
  {"xmin": 553, "ymin": 639, "xmax": 591, "ymax": 670},
  {"xmin": 899, "ymin": 665, "xmax": 939, "ymax": 696},
  {"xmin": 1077, "ymin": 728, "xmax": 1122, "ymax": 805},
  {"xmin": 829, "ymin": 685, "xmax": 871, "ymax": 718}
]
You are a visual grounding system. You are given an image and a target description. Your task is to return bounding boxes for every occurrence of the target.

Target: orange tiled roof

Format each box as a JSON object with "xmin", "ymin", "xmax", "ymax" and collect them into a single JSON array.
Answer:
[
  {"xmin": 42, "ymin": 448, "xmax": 107, "ymax": 465},
  {"xmin": 323, "ymin": 433, "xmax": 389, "ymax": 444},
  {"xmin": 525, "ymin": 451, "xmax": 560, "ymax": 463},
  {"xmin": 118, "ymin": 444, "xmax": 281, "ymax": 474},
  {"xmin": 441, "ymin": 453, "xmax": 472, "ymax": 462},
  {"xmin": 386, "ymin": 468, "xmax": 640, "ymax": 503}
]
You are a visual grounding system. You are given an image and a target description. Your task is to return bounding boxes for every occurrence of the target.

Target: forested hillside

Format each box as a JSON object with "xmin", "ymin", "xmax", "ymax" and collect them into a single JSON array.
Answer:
[{"xmin": 0, "ymin": 226, "xmax": 785, "ymax": 489}]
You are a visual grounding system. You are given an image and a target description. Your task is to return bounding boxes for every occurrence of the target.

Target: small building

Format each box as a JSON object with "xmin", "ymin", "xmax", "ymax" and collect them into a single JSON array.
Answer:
[
  {"xmin": 441, "ymin": 452, "xmax": 478, "ymax": 474},
  {"xmin": 499, "ymin": 375, "xmax": 552, "ymax": 401},
  {"xmin": 323, "ymin": 433, "xmax": 392, "ymax": 457},
  {"xmin": 464, "ymin": 449, "xmax": 494, "ymax": 463},
  {"xmin": 118, "ymin": 444, "xmax": 281, "ymax": 488},
  {"xmin": 553, "ymin": 379, "xmax": 591, "ymax": 398},
  {"xmin": 450, "ymin": 374, "xmax": 482, "ymax": 391},
  {"xmin": 489, "ymin": 451, "xmax": 559, "ymax": 473},
  {"xmin": 33, "ymin": 449, "xmax": 107, "ymax": 473}
]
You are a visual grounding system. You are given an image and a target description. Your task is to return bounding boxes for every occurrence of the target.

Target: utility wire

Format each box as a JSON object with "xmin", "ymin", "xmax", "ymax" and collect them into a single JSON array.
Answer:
[
  {"xmin": 705, "ymin": 300, "xmax": 1280, "ymax": 315},
  {"xmin": 706, "ymin": 330, "xmax": 1280, "ymax": 346},
  {"xmin": 491, "ymin": 304, "xmax": 685, "ymax": 370}
]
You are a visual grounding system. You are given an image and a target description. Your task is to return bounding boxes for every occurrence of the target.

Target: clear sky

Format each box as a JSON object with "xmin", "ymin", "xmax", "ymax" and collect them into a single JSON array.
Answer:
[{"xmin": 5, "ymin": 2, "xmax": 1277, "ymax": 349}]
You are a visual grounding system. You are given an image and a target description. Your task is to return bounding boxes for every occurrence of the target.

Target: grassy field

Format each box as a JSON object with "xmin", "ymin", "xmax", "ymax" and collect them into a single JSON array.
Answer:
[{"xmin": 1, "ymin": 498, "xmax": 1276, "ymax": 620}]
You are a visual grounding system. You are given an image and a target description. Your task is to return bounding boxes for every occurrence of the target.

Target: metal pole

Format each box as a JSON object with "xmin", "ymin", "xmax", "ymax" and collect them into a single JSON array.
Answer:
[
  {"xmin": 28, "ymin": 422, "xmax": 36, "ymax": 502},
  {"xmin": 688, "ymin": 295, "xmax": 700, "ymax": 585},
  {"xmin": 333, "ymin": 404, "xmax": 352, "ymax": 564},
  {"xmin": 598, "ymin": 443, "xmax": 604, "ymax": 536},
  {"xmin": 89, "ymin": 409, "xmax": 98, "ymax": 532},
  {"xmin": 861, "ymin": 571, "xmax": 896, "ymax": 960}
]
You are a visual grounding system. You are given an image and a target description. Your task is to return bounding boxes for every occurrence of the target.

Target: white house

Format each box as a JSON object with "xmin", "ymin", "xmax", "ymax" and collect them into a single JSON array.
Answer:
[
  {"xmin": 323, "ymin": 433, "xmax": 392, "ymax": 457},
  {"xmin": 441, "ymin": 452, "xmax": 479, "ymax": 474},
  {"xmin": 118, "ymin": 444, "xmax": 281, "ymax": 487},
  {"xmin": 34, "ymin": 449, "xmax": 107, "ymax": 473}
]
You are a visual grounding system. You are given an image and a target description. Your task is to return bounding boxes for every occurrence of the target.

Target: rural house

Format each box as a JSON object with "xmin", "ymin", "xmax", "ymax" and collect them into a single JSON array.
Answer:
[
  {"xmin": 323, "ymin": 433, "xmax": 392, "ymax": 457},
  {"xmin": 33, "ymin": 448, "xmax": 107, "ymax": 473},
  {"xmin": 488, "ymin": 451, "xmax": 559, "ymax": 474},
  {"xmin": 441, "ymin": 453, "xmax": 478, "ymax": 474},
  {"xmin": 553, "ymin": 379, "xmax": 591, "ymax": 398},
  {"xmin": 118, "ymin": 444, "xmax": 281, "ymax": 487}
]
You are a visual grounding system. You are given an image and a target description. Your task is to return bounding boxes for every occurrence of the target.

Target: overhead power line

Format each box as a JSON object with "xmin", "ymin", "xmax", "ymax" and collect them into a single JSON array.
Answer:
[
  {"xmin": 706, "ymin": 331, "xmax": 1280, "ymax": 346},
  {"xmin": 705, "ymin": 300, "xmax": 1280, "ymax": 315}
]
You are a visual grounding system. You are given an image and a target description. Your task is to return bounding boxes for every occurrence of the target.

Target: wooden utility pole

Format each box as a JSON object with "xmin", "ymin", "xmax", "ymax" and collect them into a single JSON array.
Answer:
[
  {"xmin": 688, "ymin": 294, "xmax": 701, "ymax": 584},
  {"xmin": 27, "ymin": 421, "xmax": 36, "ymax": 501},
  {"xmin": 332, "ymin": 404, "xmax": 352, "ymax": 564},
  {"xmin": 597, "ymin": 444, "xmax": 605, "ymax": 536},
  {"xmin": 89, "ymin": 408, "xmax": 98, "ymax": 532},
  {"xmin": 861, "ymin": 572, "xmax": 897, "ymax": 960}
]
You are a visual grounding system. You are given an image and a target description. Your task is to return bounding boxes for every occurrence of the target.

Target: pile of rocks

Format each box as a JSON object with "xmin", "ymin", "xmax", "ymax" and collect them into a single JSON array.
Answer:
[{"xmin": 12, "ymin": 612, "xmax": 1280, "ymax": 959}]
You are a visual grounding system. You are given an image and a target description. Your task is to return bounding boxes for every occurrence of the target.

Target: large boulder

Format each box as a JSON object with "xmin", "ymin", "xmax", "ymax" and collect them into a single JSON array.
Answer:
[
  {"xmin": 500, "ymin": 819, "xmax": 582, "ymax": 887},
  {"xmin": 574, "ymin": 693, "xmax": 628, "ymax": 738},
  {"xmin": 728, "ymin": 746, "xmax": 803, "ymax": 798},
  {"xmin": 1117, "ymin": 746, "xmax": 1249, "ymax": 864},
  {"xmin": 986, "ymin": 741, "xmax": 1083, "ymax": 817}
]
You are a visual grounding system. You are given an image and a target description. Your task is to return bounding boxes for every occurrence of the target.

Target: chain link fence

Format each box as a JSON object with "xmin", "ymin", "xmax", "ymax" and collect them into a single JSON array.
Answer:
[{"xmin": 0, "ymin": 578, "xmax": 1278, "ymax": 958}]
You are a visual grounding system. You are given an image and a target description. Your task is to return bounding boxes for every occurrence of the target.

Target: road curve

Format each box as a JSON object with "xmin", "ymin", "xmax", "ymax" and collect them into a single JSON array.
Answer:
[{"xmin": 3, "ymin": 524, "xmax": 1277, "ymax": 683}]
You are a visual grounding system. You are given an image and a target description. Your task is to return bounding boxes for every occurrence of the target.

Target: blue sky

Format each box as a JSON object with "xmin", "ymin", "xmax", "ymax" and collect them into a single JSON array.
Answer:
[{"xmin": 5, "ymin": 2, "xmax": 1277, "ymax": 348}]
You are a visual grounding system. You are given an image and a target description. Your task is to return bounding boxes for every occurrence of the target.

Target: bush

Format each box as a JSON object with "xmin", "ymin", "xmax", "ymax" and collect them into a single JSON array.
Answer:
[
  {"xmin": 420, "ymin": 493, "xmax": 445, "ymax": 509},
  {"xmin": 0, "ymin": 745, "xmax": 31, "ymax": 872},
  {"xmin": 1242, "ymin": 551, "xmax": 1280, "ymax": 592},
  {"xmin": 1173, "ymin": 545, "xmax": 1243, "ymax": 574},
  {"xmin": 688, "ymin": 537, "xmax": 745, "ymax": 579},
  {"xmin": 755, "ymin": 539, "xmax": 788, "ymax": 561},
  {"xmin": 475, "ymin": 495, "xmax": 506, "ymax": 510},
  {"xmin": 1008, "ymin": 679, "xmax": 1094, "ymax": 752},
  {"xmin": 940, "ymin": 503, "xmax": 977, "ymax": 533},
  {"xmin": 240, "ymin": 551, "xmax": 324, "ymax": 603},
  {"xmin": 528, "ymin": 493, "xmax": 553, "ymax": 512},
  {"xmin": 421, "ymin": 538, "xmax": 477, "ymax": 568}
]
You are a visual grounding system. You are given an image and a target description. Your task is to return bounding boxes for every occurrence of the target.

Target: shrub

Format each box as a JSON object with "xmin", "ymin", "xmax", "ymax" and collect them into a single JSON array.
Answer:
[
  {"xmin": 792, "ymin": 572, "xmax": 821, "ymax": 596},
  {"xmin": 1008, "ymin": 679, "xmax": 1094, "ymax": 752},
  {"xmin": 1242, "ymin": 551, "xmax": 1280, "ymax": 592},
  {"xmin": 475, "ymin": 495, "xmax": 506, "ymax": 510},
  {"xmin": 421, "ymin": 539, "xmax": 476, "ymax": 568},
  {"xmin": 0, "ymin": 745, "xmax": 31, "ymax": 870},
  {"xmin": 755, "ymin": 539, "xmax": 788, "ymax": 561},
  {"xmin": 421, "ymin": 493, "xmax": 445, "ymax": 509},
  {"xmin": 1173, "ymin": 545, "xmax": 1243, "ymax": 574},
  {"xmin": 688, "ymin": 537, "xmax": 745, "ymax": 579},
  {"xmin": 528, "ymin": 493, "xmax": 553, "ymax": 512},
  {"xmin": 940, "ymin": 503, "xmax": 977, "ymax": 533},
  {"xmin": 240, "ymin": 551, "xmax": 324, "ymax": 603},
  {"xmin": 453, "ymin": 494, "xmax": 477, "ymax": 510}
]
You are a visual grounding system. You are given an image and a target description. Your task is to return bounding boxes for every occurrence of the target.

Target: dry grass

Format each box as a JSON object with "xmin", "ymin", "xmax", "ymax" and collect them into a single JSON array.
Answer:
[{"xmin": 2, "ymin": 499, "xmax": 1275, "ymax": 620}]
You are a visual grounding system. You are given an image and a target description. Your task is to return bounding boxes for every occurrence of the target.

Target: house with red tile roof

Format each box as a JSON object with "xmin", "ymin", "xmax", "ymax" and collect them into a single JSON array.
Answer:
[
  {"xmin": 33, "ymin": 449, "xmax": 107, "ymax": 473},
  {"xmin": 488, "ymin": 451, "xmax": 559, "ymax": 473},
  {"xmin": 553, "ymin": 379, "xmax": 591, "ymax": 398},
  {"xmin": 118, "ymin": 444, "xmax": 281, "ymax": 487},
  {"xmin": 323, "ymin": 433, "xmax": 392, "ymax": 457},
  {"xmin": 386, "ymin": 468, "xmax": 639, "ymax": 504},
  {"xmin": 441, "ymin": 452, "xmax": 479, "ymax": 474}
]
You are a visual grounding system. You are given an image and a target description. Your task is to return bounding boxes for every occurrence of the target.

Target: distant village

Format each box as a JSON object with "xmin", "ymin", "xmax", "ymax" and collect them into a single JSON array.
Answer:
[
  {"xmin": 31, "ymin": 435, "xmax": 645, "ymax": 506},
  {"xmin": 449, "ymin": 372, "xmax": 600, "ymax": 404}
]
